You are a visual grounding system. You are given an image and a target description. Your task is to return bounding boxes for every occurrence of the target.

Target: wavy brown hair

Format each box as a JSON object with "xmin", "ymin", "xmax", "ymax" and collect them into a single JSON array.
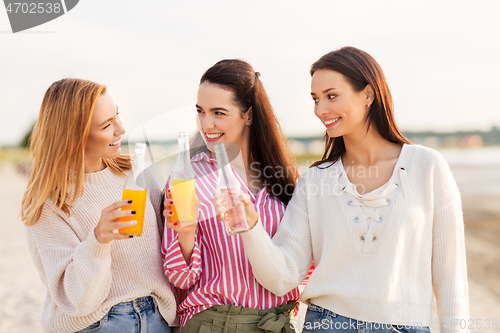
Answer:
[
  {"xmin": 196, "ymin": 59, "xmax": 298, "ymax": 205},
  {"xmin": 21, "ymin": 78, "xmax": 131, "ymax": 226},
  {"xmin": 310, "ymin": 47, "xmax": 411, "ymax": 168}
]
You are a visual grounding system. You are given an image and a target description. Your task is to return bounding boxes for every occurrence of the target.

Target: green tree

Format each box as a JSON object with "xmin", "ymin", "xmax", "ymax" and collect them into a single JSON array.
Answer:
[{"xmin": 20, "ymin": 122, "xmax": 36, "ymax": 149}]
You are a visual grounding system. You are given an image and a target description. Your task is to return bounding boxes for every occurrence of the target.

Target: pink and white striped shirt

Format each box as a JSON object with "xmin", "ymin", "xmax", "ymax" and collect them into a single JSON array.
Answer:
[{"xmin": 162, "ymin": 151, "xmax": 302, "ymax": 328}]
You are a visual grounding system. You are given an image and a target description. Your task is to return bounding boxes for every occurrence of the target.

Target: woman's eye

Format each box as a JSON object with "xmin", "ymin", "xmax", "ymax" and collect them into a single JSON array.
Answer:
[
  {"xmin": 312, "ymin": 98, "xmax": 319, "ymax": 104},
  {"xmin": 103, "ymin": 124, "xmax": 110, "ymax": 129},
  {"xmin": 328, "ymin": 94, "xmax": 336, "ymax": 100},
  {"xmin": 196, "ymin": 109, "xmax": 203, "ymax": 114},
  {"xmin": 215, "ymin": 112, "xmax": 225, "ymax": 116}
]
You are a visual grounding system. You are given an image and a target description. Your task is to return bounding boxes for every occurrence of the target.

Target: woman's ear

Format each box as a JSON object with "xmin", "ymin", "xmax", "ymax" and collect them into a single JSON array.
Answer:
[
  {"xmin": 364, "ymin": 84, "xmax": 375, "ymax": 107},
  {"xmin": 246, "ymin": 107, "xmax": 253, "ymax": 126}
]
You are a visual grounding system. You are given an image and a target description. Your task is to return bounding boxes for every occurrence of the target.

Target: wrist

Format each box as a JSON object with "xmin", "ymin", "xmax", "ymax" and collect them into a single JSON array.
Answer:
[
  {"xmin": 178, "ymin": 229, "xmax": 196, "ymax": 241},
  {"xmin": 249, "ymin": 215, "xmax": 259, "ymax": 230}
]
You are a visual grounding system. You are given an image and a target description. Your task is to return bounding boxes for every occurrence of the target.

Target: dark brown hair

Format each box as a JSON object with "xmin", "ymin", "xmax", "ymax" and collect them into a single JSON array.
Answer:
[
  {"xmin": 196, "ymin": 59, "xmax": 298, "ymax": 205},
  {"xmin": 310, "ymin": 47, "xmax": 411, "ymax": 168}
]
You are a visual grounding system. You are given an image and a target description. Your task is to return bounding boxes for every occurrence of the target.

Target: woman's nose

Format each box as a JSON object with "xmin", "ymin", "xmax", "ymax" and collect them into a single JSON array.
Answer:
[
  {"xmin": 314, "ymin": 100, "xmax": 329, "ymax": 118},
  {"xmin": 116, "ymin": 122, "xmax": 126, "ymax": 136},
  {"xmin": 202, "ymin": 115, "xmax": 215, "ymax": 131}
]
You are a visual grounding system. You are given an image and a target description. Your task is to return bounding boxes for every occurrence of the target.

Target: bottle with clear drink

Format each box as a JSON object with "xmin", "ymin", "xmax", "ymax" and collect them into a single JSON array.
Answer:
[{"xmin": 214, "ymin": 143, "xmax": 250, "ymax": 236}]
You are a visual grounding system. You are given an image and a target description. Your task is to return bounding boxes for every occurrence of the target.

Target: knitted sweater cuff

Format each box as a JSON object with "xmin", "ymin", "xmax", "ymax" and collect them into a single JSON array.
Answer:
[{"xmin": 86, "ymin": 226, "xmax": 112, "ymax": 258}]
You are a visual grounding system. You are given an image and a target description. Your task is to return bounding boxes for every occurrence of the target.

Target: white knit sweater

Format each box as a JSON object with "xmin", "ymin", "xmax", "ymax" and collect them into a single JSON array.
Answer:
[
  {"xmin": 25, "ymin": 167, "xmax": 177, "ymax": 333},
  {"xmin": 241, "ymin": 144, "xmax": 469, "ymax": 333}
]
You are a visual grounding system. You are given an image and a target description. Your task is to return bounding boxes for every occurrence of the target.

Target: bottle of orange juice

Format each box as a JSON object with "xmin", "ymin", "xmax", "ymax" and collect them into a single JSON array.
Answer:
[
  {"xmin": 170, "ymin": 132, "xmax": 197, "ymax": 226},
  {"xmin": 119, "ymin": 143, "xmax": 148, "ymax": 236}
]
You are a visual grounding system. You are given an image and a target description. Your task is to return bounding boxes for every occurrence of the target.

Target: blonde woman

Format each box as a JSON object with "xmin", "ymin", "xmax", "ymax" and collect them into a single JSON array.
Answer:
[{"xmin": 21, "ymin": 78, "xmax": 177, "ymax": 333}]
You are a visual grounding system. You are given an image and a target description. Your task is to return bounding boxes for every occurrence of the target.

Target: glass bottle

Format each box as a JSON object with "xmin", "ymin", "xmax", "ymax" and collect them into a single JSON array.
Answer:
[
  {"xmin": 119, "ymin": 143, "xmax": 148, "ymax": 236},
  {"xmin": 214, "ymin": 143, "xmax": 250, "ymax": 236},
  {"xmin": 170, "ymin": 132, "xmax": 197, "ymax": 226}
]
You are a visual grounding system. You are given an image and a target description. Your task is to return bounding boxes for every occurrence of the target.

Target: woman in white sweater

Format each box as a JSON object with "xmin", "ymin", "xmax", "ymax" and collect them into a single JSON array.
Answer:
[
  {"xmin": 21, "ymin": 78, "xmax": 177, "ymax": 333},
  {"xmin": 217, "ymin": 47, "xmax": 469, "ymax": 332}
]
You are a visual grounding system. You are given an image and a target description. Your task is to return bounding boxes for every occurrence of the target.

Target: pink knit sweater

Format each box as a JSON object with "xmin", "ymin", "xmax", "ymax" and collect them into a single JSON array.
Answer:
[{"xmin": 25, "ymin": 167, "xmax": 177, "ymax": 333}]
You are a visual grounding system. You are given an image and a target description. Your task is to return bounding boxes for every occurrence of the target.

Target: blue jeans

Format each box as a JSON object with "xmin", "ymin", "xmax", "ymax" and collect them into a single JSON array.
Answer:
[
  {"xmin": 301, "ymin": 304, "xmax": 430, "ymax": 333},
  {"xmin": 77, "ymin": 296, "xmax": 171, "ymax": 333}
]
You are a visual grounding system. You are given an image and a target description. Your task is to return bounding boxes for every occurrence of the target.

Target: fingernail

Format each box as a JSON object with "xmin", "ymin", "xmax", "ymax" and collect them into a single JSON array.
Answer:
[
  {"xmin": 169, "ymin": 211, "xmax": 173, "ymax": 215},
  {"xmin": 131, "ymin": 211, "xmax": 136, "ymax": 215},
  {"xmin": 167, "ymin": 189, "xmax": 171, "ymax": 193},
  {"xmin": 131, "ymin": 220, "xmax": 137, "ymax": 225},
  {"xmin": 170, "ymin": 201, "xmax": 174, "ymax": 205},
  {"xmin": 128, "ymin": 200, "xmax": 133, "ymax": 204},
  {"xmin": 174, "ymin": 223, "xmax": 178, "ymax": 226}
]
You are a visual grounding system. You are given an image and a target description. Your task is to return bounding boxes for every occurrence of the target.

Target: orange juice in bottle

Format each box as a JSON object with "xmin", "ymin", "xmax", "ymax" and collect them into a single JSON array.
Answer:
[
  {"xmin": 119, "ymin": 143, "xmax": 147, "ymax": 236},
  {"xmin": 170, "ymin": 132, "xmax": 197, "ymax": 226},
  {"xmin": 170, "ymin": 179, "xmax": 196, "ymax": 223}
]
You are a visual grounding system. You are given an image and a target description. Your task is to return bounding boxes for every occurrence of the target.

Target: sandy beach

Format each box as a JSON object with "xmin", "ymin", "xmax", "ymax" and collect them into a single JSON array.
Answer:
[{"xmin": 1, "ymin": 159, "xmax": 499, "ymax": 333}]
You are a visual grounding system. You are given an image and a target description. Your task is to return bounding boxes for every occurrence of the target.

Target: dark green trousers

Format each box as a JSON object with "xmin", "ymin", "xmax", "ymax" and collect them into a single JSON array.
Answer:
[{"xmin": 181, "ymin": 303, "xmax": 299, "ymax": 333}]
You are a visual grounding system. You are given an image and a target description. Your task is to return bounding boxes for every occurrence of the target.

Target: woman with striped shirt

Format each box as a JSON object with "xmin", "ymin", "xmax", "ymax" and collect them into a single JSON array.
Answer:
[{"xmin": 161, "ymin": 59, "xmax": 305, "ymax": 333}]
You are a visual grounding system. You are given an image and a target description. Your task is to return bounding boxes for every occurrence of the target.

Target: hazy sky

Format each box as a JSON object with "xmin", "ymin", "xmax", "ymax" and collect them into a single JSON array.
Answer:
[{"xmin": 1, "ymin": 0, "xmax": 499, "ymax": 146}]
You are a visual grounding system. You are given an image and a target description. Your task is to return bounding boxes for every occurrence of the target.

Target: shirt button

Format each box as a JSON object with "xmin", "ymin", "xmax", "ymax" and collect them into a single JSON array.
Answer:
[{"xmin": 360, "ymin": 235, "xmax": 365, "ymax": 241}]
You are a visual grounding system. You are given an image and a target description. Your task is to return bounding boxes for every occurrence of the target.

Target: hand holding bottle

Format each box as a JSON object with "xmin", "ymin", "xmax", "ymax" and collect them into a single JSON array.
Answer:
[
  {"xmin": 118, "ymin": 143, "xmax": 148, "ymax": 237},
  {"xmin": 95, "ymin": 200, "xmax": 138, "ymax": 244},
  {"xmin": 213, "ymin": 143, "xmax": 253, "ymax": 236},
  {"xmin": 170, "ymin": 132, "xmax": 198, "ymax": 226},
  {"xmin": 163, "ymin": 188, "xmax": 200, "ymax": 236},
  {"xmin": 164, "ymin": 188, "xmax": 200, "ymax": 264},
  {"xmin": 213, "ymin": 192, "xmax": 259, "ymax": 230}
]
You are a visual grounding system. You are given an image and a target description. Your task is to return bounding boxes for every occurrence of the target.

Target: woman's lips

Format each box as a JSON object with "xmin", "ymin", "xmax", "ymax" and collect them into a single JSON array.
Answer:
[
  {"xmin": 324, "ymin": 117, "xmax": 341, "ymax": 128},
  {"xmin": 109, "ymin": 141, "xmax": 121, "ymax": 148},
  {"xmin": 205, "ymin": 133, "xmax": 224, "ymax": 142}
]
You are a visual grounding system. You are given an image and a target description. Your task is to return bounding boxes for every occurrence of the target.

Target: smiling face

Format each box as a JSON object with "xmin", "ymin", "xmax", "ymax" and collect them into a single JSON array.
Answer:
[
  {"xmin": 196, "ymin": 81, "xmax": 251, "ymax": 152},
  {"xmin": 311, "ymin": 69, "xmax": 374, "ymax": 139},
  {"xmin": 84, "ymin": 92, "xmax": 126, "ymax": 172}
]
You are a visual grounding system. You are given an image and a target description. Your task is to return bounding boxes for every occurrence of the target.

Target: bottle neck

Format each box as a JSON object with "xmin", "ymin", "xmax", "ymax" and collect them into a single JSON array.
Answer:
[
  {"xmin": 178, "ymin": 138, "xmax": 191, "ymax": 166},
  {"xmin": 133, "ymin": 151, "xmax": 146, "ymax": 181},
  {"xmin": 215, "ymin": 145, "xmax": 239, "ymax": 188},
  {"xmin": 132, "ymin": 152, "xmax": 145, "ymax": 173},
  {"xmin": 125, "ymin": 151, "xmax": 146, "ymax": 190},
  {"xmin": 172, "ymin": 136, "xmax": 196, "ymax": 179}
]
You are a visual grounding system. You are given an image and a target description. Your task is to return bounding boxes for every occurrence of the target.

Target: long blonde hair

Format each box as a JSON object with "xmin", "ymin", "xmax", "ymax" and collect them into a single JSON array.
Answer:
[{"xmin": 21, "ymin": 78, "xmax": 131, "ymax": 226}]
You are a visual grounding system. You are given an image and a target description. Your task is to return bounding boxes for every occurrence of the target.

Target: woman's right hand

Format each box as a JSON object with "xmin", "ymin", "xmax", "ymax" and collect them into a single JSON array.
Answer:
[
  {"xmin": 164, "ymin": 189, "xmax": 199, "ymax": 264},
  {"xmin": 213, "ymin": 192, "xmax": 259, "ymax": 230},
  {"xmin": 94, "ymin": 200, "xmax": 137, "ymax": 244}
]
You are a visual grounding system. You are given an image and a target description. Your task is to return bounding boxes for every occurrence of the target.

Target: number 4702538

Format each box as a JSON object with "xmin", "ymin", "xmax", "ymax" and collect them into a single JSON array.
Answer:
[{"xmin": 5, "ymin": 3, "xmax": 62, "ymax": 14}]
